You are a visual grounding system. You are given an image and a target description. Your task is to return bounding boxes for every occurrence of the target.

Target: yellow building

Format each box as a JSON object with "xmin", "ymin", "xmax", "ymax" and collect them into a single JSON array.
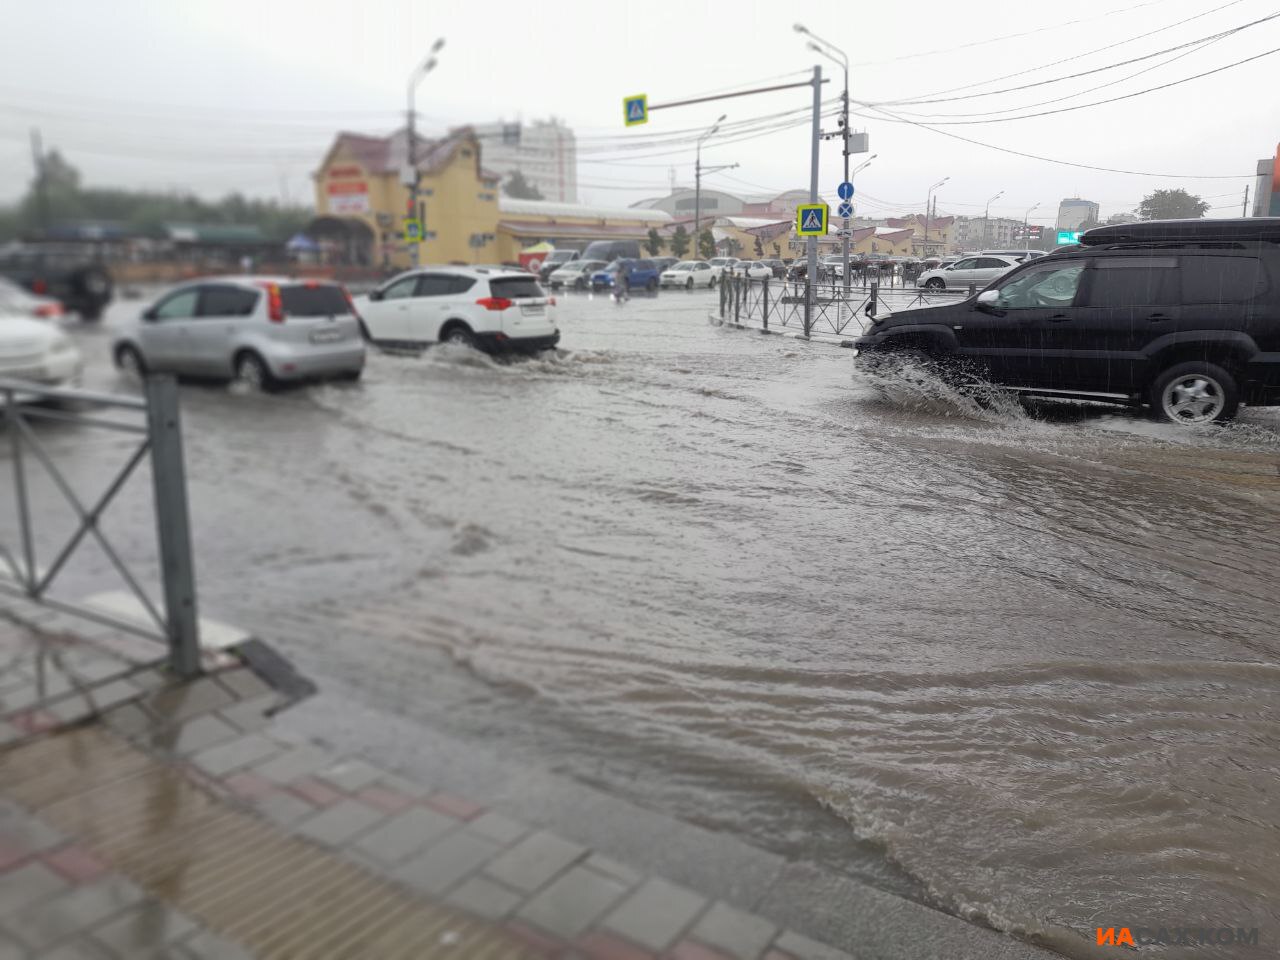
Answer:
[
  {"xmin": 311, "ymin": 126, "xmax": 671, "ymax": 270},
  {"xmin": 312, "ymin": 127, "xmax": 502, "ymax": 269}
]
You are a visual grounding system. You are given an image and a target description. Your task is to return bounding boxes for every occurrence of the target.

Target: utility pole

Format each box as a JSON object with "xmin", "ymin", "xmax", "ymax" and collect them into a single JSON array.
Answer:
[
  {"xmin": 925, "ymin": 177, "xmax": 949, "ymax": 259},
  {"xmin": 1243, "ymin": 185, "xmax": 1250, "ymax": 217},
  {"xmin": 694, "ymin": 115, "xmax": 725, "ymax": 262},
  {"xmin": 797, "ymin": 26, "xmax": 851, "ymax": 295},
  {"xmin": 806, "ymin": 64, "xmax": 821, "ymax": 335},
  {"xmin": 406, "ymin": 38, "xmax": 445, "ymax": 269},
  {"xmin": 29, "ymin": 129, "xmax": 49, "ymax": 234},
  {"xmin": 983, "ymin": 191, "xmax": 1004, "ymax": 249},
  {"xmin": 1023, "ymin": 202, "xmax": 1040, "ymax": 245}
]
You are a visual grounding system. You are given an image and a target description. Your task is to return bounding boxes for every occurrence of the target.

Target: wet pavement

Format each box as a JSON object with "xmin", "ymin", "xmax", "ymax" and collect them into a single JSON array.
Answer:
[{"xmin": 5, "ymin": 286, "xmax": 1279, "ymax": 958}]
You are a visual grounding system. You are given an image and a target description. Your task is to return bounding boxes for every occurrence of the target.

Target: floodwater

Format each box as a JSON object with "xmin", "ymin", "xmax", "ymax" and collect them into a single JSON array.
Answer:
[{"xmin": 13, "ymin": 288, "xmax": 1280, "ymax": 958}]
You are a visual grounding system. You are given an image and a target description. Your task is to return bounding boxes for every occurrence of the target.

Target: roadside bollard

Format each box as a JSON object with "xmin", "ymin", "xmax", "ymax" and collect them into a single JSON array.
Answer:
[{"xmin": 968, "ymin": 282, "xmax": 977, "ymax": 297}]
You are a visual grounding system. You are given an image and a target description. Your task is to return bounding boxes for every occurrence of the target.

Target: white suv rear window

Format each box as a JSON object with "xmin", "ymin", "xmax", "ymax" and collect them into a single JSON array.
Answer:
[{"xmin": 489, "ymin": 277, "xmax": 544, "ymax": 300}]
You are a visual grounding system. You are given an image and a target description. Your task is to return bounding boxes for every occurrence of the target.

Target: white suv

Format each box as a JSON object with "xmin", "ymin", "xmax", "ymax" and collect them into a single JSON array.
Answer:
[{"xmin": 357, "ymin": 267, "xmax": 559, "ymax": 352}]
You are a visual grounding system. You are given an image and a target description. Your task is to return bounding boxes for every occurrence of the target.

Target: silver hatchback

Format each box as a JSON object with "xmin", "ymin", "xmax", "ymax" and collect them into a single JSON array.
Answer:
[{"xmin": 114, "ymin": 277, "xmax": 365, "ymax": 389}]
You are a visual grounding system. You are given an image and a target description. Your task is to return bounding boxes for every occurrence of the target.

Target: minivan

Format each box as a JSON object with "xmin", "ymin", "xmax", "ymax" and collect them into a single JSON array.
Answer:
[{"xmin": 583, "ymin": 240, "xmax": 641, "ymax": 263}]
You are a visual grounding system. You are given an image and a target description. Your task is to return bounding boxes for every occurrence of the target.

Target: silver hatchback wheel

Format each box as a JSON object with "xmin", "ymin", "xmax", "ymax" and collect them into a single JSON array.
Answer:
[
  {"xmin": 235, "ymin": 353, "xmax": 273, "ymax": 392},
  {"xmin": 1161, "ymin": 374, "xmax": 1226, "ymax": 424}
]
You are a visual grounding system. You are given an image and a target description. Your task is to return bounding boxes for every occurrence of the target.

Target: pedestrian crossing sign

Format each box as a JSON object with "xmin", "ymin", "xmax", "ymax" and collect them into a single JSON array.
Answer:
[
  {"xmin": 623, "ymin": 94, "xmax": 648, "ymax": 127},
  {"xmin": 795, "ymin": 203, "xmax": 829, "ymax": 237}
]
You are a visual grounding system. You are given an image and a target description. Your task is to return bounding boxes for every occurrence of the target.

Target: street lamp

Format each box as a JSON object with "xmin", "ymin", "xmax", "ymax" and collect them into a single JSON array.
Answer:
[
  {"xmin": 1023, "ymin": 202, "xmax": 1040, "ymax": 248},
  {"xmin": 694, "ymin": 114, "xmax": 725, "ymax": 262},
  {"xmin": 796, "ymin": 23, "xmax": 853, "ymax": 292},
  {"xmin": 406, "ymin": 37, "xmax": 446, "ymax": 268},
  {"xmin": 925, "ymin": 176, "xmax": 949, "ymax": 259},
  {"xmin": 983, "ymin": 190, "xmax": 1004, "ymax": 249}
]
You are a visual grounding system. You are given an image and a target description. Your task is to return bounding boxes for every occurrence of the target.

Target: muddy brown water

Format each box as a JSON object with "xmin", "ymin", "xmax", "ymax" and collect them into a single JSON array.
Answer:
[{"xmin": 8, "ymin": 290, "xmax": 1278, "ymax": 958}]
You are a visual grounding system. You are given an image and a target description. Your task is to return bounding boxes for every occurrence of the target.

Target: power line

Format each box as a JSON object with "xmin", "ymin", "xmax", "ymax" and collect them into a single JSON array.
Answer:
[
  {"xmin": 866, "ymin": 0, "xmax": 1248, "ymax": 103},
  {"xmin": 866, "ymin": 9, "xmax": 1279, "ymax": 108},
  {"xmin": 849, "ymin": 103, "xmax": 1255, "ymax": 179},
  {"xmin": 857, "ymin": 43, "xmax": 1280, "ymax": 125},
  {"xmin": 849, "ymin": 0, "xmax": 1166, "ymax": 66}
]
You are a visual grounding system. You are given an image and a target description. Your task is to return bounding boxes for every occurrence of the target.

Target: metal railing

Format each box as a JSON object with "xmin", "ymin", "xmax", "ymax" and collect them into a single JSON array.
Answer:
[
  {"xmin": 0, "ymin": 376, "xmax": 200, "ymax": 677},
  {"xmin": 717, "ymin": 275, "xmax": 973, "ymax": 341}
]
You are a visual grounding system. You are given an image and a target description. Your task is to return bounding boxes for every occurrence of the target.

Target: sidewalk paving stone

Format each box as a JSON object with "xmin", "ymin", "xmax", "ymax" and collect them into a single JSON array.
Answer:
[
  {"xmin": 600, "ymin": 878, "xmax": 708, "ymax": 953},
  {"xmin": 352, "ymin": 806, "xmax": 460, "ymax": 866},
  {"xmin": 153, "ymin": 715, "xmax": 239, "ymax": 755},
  {"xmin": 316, "ymin": 758, "xmax": 384, "ymax": 793},
  {"xmin": 215, "ymin": 695, "xmax": 279, "ymax": 734},
  {"xmin": 583, "ymin": 853, "xmax": 642, "ymax": 888},
  {"xmin": 575, "ymin": 930, "xmax": 657, "ymax": 960},
  {"xmin": 89, "ymin": 900, "xmax": 197, "ymax": 954},
  {"xmin": 669, "ymin": 941, "xmax": 737, "ymax": 960},
  {"xmin": 485, "ymin": 830, "xmax": 587, "ymax": 893},
  {"xmin": 424, "ymin": 791, "xmax": 485, "ymax": 821},
  {"xmin": 7, "ymin": 875, "xmax": 146, "ymax": 951},
  {"xmin": 444, "ymin": 874, "xmax": 525, "ymax": 921},
  {"xmin": 250, "ymin": 745, "xmax": 331, "ymax": 784},
  {"xmin": 212, "ymin": 668, "xmax": 272, "ymax": 703},
  {"xmin": 251, "ymin": 791, "xmax": 315, "ymax": 827},
  {"xmin": 354, "ymin": 785, "xmax": 415, "ymax": 815},
  {"xmin": 142, "ymin": 678, "xmax": 235, "ymax": 725},
  {"xmin": 394, "ymin": 830, "xmax": 504, "ymax": 896},
  {"xmin": 35, "ymin": 940, "xmax": 113, "ymax": 960},
  {"xmin": 287, "ymin": 777, "xmax": 345, "ymax": 808},
  {"xmin": 0, "ymin": 934, "xmax": 22, "ymax": 960},
  {"xmin": 466, "ymin": 811, "xmax": 529, "ymax": 845},
  {"xmin": 516, "ymin": 865, "xmax": 628, "ymax": 940},
  {"xmin": 294, "ymin": 798, "xmax": 385, "ymax": 848},
  {"xmin": 689, "ymin": 901, "xmax": 779, "ymax": 960},
  {"xmin": 773, "ymin": 931, "xmax": 854, "ymax": 960},
  {"xmin": 190, "ymin": 734, "xmax": 280, "ymax": 778},
  {"xmin": 42, "ymin": 846, "xmax": 110, "ymax": 885},
  {"xmin": 0, "ymin": 863, "xmax": 69, "ymax": 917},
  {"xmin": 177, "ymin": 929, "xmax": 255, "ymax": 960}
]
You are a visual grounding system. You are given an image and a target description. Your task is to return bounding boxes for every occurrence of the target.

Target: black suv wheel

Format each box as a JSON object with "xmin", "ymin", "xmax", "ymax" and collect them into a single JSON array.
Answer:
[{"xmin": 1149, "ymin": 361, "xmax": 1239, "ymax": 425}]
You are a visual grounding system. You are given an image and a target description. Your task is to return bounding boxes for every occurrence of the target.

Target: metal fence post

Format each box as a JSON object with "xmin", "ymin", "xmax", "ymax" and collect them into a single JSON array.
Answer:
[
  {"xmin": 6, "ymin": 391, "xmax": 35, "ymax": 593},
  {"xmin": 734, "ymin": 277, "xmax": 742, "ymax": 324},
  {"xmin": 868, "ymin": 280, "xmax": 878, "ymax": 318},
  {"xmin": 719, "ymin": 275, "xmax": 727, "ymax": 317},
  {"xmin": 762, "ymin": 278, "xmax": 770, "ymax": 331},
  {"xmin": 968, "ymin": 282, "xmax": 977, "ymax": 297},
  {"xmin": 144, "ymin": 375, "xmax": 201, "ymax": 678}
]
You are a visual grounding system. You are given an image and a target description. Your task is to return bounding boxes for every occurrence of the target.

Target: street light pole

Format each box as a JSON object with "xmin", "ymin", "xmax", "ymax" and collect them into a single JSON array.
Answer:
[
  {"xmin": 925, "ymin": 177, "xmax": 949, "ymax": 259},
  {"xmin": 1023, "ymin": 202, "xmax": 1040, "ymax": 247},
  {"xmin": 406, "ymin": 37, "xmax": 445, "ymax": 269},
  {"xmin": 694, "ymin": 114, "xmax": 725, "ymax": 263},
  {"xmin": 983, "ymin": 190, "xmax": 1004, "ymax": 250},
  {"xmin": 797, "ymin": 25, "xmax": 851, "ymax": 294}
]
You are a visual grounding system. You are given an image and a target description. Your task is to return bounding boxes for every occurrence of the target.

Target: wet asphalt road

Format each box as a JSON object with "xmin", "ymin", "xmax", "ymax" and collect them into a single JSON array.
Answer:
[{"xmin": 6, "ymin": 287, "xmax": 1280, "ymax": 959}]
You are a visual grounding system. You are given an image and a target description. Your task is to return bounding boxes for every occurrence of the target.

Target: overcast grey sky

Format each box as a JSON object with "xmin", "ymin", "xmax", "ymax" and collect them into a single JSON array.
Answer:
[{"xmin": 1, "ymin": 0, "xmax": 1276, "ymax": 223}]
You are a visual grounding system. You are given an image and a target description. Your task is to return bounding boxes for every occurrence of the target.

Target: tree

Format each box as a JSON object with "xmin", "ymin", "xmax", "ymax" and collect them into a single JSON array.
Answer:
[
  {"xmin": 698, "ymin": 228, "xmax": 715, "ymax": 260},
  {"xmin": 753, "ymin": 236, "xmax": 763, "ymax": 257},
  {"xmin": 670, "ymin": 224, "xmax": 690, "ymax": 258},
  {"xmin": 503, "ymin": 170, "xmax": 543, "ymax": 200},
  {"xmin": 1137, "ymin": 188, "xmax": 1209, "ymax": 221},
  {"xmin": 1104, "ymin": 212, "xmax": 1139, "ymax": 225},
  {"xmin": 645, "ymin": 227, "xmax": 662, "ymax": 256}
]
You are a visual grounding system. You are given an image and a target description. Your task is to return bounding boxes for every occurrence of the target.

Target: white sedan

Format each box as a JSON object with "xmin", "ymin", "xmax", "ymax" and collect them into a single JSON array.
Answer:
[
  {"xmin": 916, "ymin": 255, "xmax": 1021, "ymax": 291},
  {"xmin": 659, "ymin": 261, "xmax": 716, "ymax": 289},
  {"xmin": 0, "ymin": 314, "xmax": 83, "ymax": 388},
  {"xmin": 729, "ymin": 261, "xmax": 772, "ymax": 280}
]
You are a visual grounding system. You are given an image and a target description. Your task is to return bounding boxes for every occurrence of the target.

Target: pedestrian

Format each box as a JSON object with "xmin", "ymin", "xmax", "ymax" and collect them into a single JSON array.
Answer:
[{"xmin": 612, "ymin": 260, "xmax": 630, "ymax": 303}]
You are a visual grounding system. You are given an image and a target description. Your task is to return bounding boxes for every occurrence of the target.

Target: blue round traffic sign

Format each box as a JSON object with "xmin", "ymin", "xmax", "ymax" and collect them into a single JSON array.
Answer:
[
  {"xmin": 838, "ymin": 202, "xmax": 853, "ymax": 218},
  {"xmin": 837, "ymin": 181, "xmax": 854, "ymax": 200}
]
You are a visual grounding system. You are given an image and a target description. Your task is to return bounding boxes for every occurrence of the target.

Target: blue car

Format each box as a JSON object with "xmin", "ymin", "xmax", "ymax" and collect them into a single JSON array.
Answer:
[{"xmin": 590, "ymin": 258, "xmax": 660, "ymax": 292}]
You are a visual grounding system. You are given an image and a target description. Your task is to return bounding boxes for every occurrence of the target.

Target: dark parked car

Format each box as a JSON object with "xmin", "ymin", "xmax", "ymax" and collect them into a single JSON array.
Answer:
[
  {"xmin": 0, "ymin": 243, "xmax": 113, "ymax": 320},
  {"xmin": 854, "ymin": 218, "xmax": 1280, "ymax": 425},
  {"xmin": 650, "ymin": 256, "xmax": 679, "ymax": 274}
]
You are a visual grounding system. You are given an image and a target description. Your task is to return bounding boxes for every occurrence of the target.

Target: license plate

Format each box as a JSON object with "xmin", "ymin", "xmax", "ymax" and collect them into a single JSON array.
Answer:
[
  {"xmin": 310, "ymin": 328, "xmax": 343, "ymax": 344},
  {"xmin": 520, "ymin": 304, "xmax": 544, "ymax": 317}
]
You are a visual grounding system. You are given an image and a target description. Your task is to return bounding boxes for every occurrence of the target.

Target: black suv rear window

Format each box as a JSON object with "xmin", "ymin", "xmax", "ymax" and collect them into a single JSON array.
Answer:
[
  {"xmin": 1179, "ymin": 256, "xmax": 1268, "ymax": 304},
  {"xmin": 1084, "ymin": 257, "xmax": 1178, "ymax": 307},
  {"xmin": 489, "ymin": 277, "xmax": 544, "ymax": 299},
  {"xmin": 280, "ymin": 284, "xmax": 349, "ymax": 316}
]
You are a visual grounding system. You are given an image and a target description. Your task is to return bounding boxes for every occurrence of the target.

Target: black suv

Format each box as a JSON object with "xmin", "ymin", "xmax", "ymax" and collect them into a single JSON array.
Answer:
[
  {"xmin": 854, "ymin": 218, "xmax": 1280, "ymax": 424},
  {"xmin": 0, "ymin": 243, "xmax": 113, "ymax": 320}
]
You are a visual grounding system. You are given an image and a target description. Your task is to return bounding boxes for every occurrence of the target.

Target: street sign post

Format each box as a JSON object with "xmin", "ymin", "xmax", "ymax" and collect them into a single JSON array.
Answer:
[
  {"xmin": 796, "ymin": 203, "xmax": 829, "ymax": 237},
  {"xmin": 404, "ymin": 218, "xmax": 422, "ymax": 241},
  {"xmin": 838, "ymin": 202, "xmax": 853, "ymax": 218},
  {"xmin": 623, "ymin": 94, "xmax": 648, "ymax": 126},
  {"xmin": 837, "ymin": 181, "xmax": 854, "ymax": 201}
]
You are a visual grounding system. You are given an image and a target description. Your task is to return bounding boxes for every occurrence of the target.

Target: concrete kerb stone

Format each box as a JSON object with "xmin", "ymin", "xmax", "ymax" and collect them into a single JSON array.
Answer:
[{"xmin": 600, "ymin": 878, "xmax": 709, "ymax": 953}]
